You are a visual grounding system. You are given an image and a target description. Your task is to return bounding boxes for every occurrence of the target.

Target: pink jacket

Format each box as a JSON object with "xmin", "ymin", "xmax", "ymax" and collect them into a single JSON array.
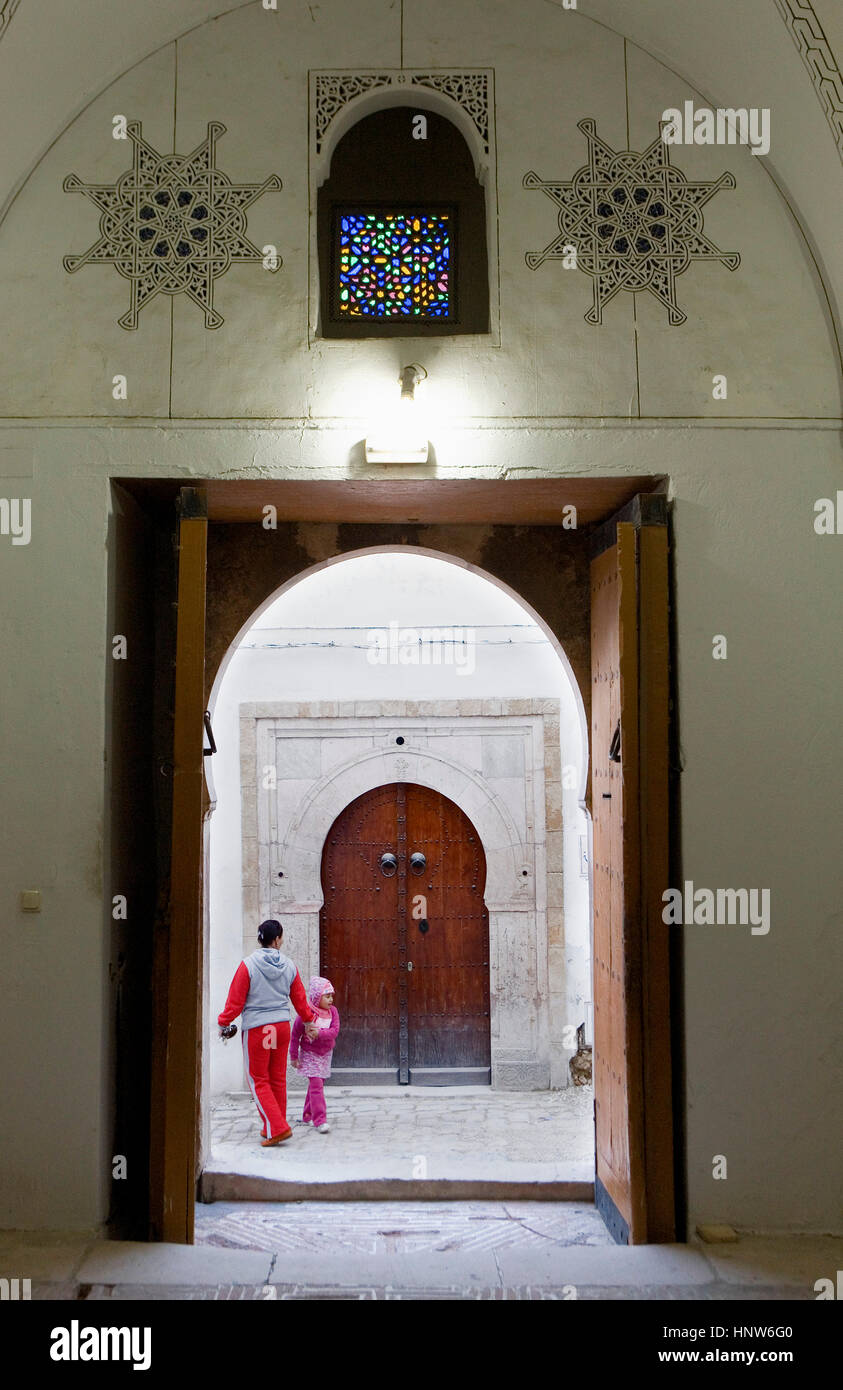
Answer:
[{"xmin": 290, "ymin": 1006, "xmax": 340, "ymax": 1060}]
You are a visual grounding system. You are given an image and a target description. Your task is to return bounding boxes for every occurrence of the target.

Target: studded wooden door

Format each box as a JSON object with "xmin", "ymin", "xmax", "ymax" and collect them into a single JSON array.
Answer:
[
  {"xmin": 590, "ymin": 510, "xmax": 674, "ymax": 1244},
  {"xmin": 320, "ymin": 782, "xmax": 491, "ymax": 1084}
]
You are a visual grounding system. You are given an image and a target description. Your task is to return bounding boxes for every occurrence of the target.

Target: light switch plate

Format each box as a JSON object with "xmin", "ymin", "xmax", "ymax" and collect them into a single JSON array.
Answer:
[{"xmin": 20, "ymin": 890, "xmax": 41, "ymax": 912}]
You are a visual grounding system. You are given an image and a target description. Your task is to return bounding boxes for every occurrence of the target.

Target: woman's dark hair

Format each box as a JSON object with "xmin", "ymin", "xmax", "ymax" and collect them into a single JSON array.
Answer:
[{"xmin": 257, "ymin": 919, "xmax": 283, "ymax": 947}]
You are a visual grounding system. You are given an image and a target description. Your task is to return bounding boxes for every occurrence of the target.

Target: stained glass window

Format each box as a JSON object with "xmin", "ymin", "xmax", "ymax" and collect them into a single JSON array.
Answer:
[
  {"xmin": 318, "ymin": 108, "xmax": 487, "ymax": 336},
  {"xmin": 334, "ymin": 210, "xmax": 453, "ymax": 320}
]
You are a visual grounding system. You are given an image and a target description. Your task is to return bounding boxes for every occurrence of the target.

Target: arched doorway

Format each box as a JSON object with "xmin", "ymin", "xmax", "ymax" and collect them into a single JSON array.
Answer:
[
  {"xmin": 207, "ymin": 544, "xmax": 590, "ymax": 1101},
  {"xmin": 154, "ymin": 479, "xmax": 672, "ymax": 1245},
  {"xmin": 320, "ymin": 783, "xmax": 491, "ymax": 1086}
]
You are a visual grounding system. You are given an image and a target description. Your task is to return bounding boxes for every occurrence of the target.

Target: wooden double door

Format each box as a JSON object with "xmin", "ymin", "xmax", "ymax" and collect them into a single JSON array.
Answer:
[
  {"xmin": 319, "ymin": 782, "xmax": 491, "ymax": 1085},
  {"xmin": 158, "ymin": 484, "xmax": 674, "ymax": 1244}
]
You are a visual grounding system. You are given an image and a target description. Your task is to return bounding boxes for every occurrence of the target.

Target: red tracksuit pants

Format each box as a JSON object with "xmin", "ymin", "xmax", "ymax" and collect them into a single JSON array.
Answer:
[{"xmin": 242, "ymin": 1021, "xmax": 291, "ymax": 1138}]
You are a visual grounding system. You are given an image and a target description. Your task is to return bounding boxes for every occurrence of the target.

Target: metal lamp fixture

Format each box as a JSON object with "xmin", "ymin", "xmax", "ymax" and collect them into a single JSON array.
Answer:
[{"xmin": 365, "ymin": 363, "xmax": 430, "ymax": 464}]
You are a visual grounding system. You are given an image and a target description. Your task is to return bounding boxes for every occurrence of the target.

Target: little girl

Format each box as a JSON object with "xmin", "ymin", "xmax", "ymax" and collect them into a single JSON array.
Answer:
[{"xmin": 290, "ymin": 976, "xmax": 340, "ymax": 1132}]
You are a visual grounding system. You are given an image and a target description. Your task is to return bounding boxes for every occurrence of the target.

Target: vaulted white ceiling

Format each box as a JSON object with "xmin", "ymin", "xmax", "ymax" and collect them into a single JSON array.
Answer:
[{"xmin": 2, "ymin": 0, "xmax": 841, "ymax": 347}]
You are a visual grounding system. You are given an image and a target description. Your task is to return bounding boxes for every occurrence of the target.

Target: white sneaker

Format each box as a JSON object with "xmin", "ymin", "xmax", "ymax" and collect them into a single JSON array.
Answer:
[{"xmin": 316, "ymin": 1122, "xmax": 331, "ymax": 1133}]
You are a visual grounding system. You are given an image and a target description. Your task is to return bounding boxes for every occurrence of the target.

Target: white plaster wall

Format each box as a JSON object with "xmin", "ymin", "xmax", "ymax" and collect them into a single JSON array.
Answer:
[
  {"xmin": 5, "ymin": 428, "xmax": 840, "ymax": 1233},
  {"xmin": 0, "ymin": 0, "xmax": 840, "ymax": 1234}
]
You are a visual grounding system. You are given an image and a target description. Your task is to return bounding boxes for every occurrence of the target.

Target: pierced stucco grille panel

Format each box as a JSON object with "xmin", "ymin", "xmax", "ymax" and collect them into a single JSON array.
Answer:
[{"xmin": 313, "ymin": 70, "xmax": 491, "ymax": 156}]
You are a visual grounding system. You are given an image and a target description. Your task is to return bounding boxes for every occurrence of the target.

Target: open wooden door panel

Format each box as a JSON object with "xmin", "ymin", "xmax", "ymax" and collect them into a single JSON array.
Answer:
[
  {"xmin": 590, "ymin": 504, "xmax": 674, "ymax": 1244},
  {"xmin": 153, "ymin": 487, "xmax": 208, "ymax": 1244}
]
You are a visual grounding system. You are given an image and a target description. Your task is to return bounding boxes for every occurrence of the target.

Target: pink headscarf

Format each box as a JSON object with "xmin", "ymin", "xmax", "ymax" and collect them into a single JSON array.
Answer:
[{"xmin": 308, "ymin": 976, "xmax": 334, "ymax": 1015}]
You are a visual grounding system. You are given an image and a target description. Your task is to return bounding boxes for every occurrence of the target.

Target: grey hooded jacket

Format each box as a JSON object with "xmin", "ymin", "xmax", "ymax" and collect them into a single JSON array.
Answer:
[{"xmin": 241, "ymin": 948, "xmax": 300, "ymax": 1031}]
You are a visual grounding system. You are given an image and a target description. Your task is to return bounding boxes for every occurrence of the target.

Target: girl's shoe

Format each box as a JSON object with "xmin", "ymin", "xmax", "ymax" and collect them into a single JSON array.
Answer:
[{"xmin": 316, "ymin": 1122, "xmax": 331, "ymax": 1133}]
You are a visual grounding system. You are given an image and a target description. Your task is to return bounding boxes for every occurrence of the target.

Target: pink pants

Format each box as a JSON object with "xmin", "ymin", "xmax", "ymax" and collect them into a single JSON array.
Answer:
[{"xmin": 302, "ymin": 1077, "xmax": 327, "ymax": 1126}]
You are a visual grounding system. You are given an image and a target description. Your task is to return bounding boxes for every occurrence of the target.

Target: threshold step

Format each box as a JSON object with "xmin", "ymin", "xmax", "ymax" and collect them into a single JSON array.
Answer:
[{"xmin": 199, "ymin": 1171, "xmax": 594, "ymax": 1203}]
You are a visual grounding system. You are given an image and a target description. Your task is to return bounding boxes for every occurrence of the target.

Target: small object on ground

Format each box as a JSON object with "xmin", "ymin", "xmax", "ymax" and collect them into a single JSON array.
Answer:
[
  {"xmin": 696, "ymin": 1223, "xmax": 739, "ymax": 1243},
  {"xmin": 316, "ymin": 1123, "xmax": 331, "ymax": 1133},
  {"xmin": 569, "ymin": 1023, "xmax": 592, "ymax": 1085},
  {"xmin": 261, "ymin": 1127, "xmax": 293, "ymax": 1147}
]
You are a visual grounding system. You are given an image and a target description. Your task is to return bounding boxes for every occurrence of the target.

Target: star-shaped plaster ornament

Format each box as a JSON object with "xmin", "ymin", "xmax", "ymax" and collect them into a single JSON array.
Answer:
[
  {"xmin": 63, "ymin": 121, "xmax": 282, "ymax": 328},
  {"xmin": 524, "ymin": 119, "xmax": 740, "ymax": 325}
]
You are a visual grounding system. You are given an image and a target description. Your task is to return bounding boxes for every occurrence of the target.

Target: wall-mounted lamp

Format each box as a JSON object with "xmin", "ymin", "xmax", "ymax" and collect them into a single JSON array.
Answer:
[{"xmin": 365, "ymin": 364, "xmax": 429, "ymax": 464}]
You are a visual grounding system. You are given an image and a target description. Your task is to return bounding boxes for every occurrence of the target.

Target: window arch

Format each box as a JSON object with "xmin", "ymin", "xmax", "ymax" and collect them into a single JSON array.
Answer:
[{"xmin": 317, "ymin": 106, "xmax": 489, "ymax": 337}]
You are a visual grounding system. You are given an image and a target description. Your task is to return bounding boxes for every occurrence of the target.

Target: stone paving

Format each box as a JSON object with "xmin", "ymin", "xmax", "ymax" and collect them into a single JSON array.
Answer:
[
  {"xmin": 206, "ymin": 1084, "xmax": 594, "ymax": 1190},
  {"xmin": 7, "ymin": 1217, "xmax": 838, "ymax": 1300},
  {"xmin": 195, "ymin": 1198, "xmax": 613, "ymax": 1253},
  {"xmin": 9, "ymin": 1091, "xmax": 838, "ymax": 1303},
  {"xmin": 60, "ymin": 1281, "xmax": 814, "ymax": 1300}
]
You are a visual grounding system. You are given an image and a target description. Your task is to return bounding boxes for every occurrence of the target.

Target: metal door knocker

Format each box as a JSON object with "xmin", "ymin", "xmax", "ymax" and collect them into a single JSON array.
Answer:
[
  {"xmin": 409, "ymin": 852, "xmax": 426, "ymax": 875},
  {"xmin": 380, "ymin": 852, "xmax": 398, "ymax": 877}
]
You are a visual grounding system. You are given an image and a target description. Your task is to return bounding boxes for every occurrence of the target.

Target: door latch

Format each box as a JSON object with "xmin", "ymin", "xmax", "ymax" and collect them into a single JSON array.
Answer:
[{"xmin": 203, "ymin": 710, "xmax": 217, "ymax": 756}]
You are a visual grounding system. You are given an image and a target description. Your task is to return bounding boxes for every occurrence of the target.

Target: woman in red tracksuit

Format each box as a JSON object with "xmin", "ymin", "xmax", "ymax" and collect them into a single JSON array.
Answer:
[{"xmin": 218, "ymin": 918, "xmax": 317, "ymax": 1146}]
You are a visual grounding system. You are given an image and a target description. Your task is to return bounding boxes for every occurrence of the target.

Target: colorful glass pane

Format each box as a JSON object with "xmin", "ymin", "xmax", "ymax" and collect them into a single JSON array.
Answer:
[{"xmin": 337, "ymin": 211, "xmax": 451, "ymax": 318}]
